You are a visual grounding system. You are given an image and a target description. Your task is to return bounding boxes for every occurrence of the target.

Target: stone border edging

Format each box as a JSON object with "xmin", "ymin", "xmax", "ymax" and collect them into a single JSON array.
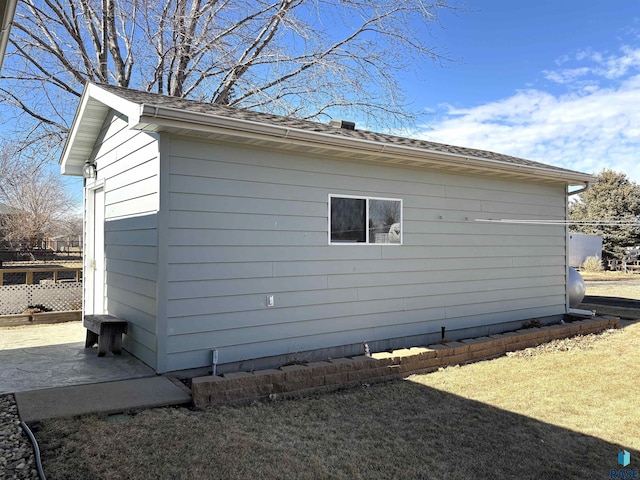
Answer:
[{"xmin": 192, "ymin": 316, "xmax": 620, "ymax": 407}]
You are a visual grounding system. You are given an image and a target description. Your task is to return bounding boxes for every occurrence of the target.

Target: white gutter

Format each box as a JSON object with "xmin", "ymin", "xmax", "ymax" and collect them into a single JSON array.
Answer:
[
  {"xmin": 137, "ymin": 104, "xmax": 594, "ymax": 185},
  {"xmin": 0, "ymin": 0, "xmax": 18, "ymax": 72}
]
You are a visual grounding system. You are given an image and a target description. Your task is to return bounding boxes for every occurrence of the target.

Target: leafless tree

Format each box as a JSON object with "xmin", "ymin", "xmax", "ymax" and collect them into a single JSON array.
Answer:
[
  {"xmin": 56, "ymin": 214, "xmax": 83, "ymax": 239},
  {"xmin": 0, "ymin": 145, "xmax": 78, "ymax": 248},
  {"xmin": 1, "ymin": 0, "xmax": 458, "ymax": 149}
]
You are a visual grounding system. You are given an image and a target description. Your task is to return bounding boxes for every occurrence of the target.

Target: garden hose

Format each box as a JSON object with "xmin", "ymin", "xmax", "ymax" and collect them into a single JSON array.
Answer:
[{"xmin": 20, "ymin": 421, "xmax": 47, "ymax": 480}]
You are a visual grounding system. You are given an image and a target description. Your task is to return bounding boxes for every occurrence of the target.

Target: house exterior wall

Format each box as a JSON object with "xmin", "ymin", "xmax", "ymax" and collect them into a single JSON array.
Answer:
[
  {"xmin": 161, "ymin": 134, "xmax": 568, "ymax": 373},
  {"xmin": 85, "ymin": 111, "xmax": 160, "ymax": 368}
]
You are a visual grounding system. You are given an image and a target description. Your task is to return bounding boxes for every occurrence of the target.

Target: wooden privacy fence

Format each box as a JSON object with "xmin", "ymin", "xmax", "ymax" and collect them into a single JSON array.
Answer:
[
  {"xmin": 0, "ymin": 283, "xmax": 82, "ymax": 315},
  {"xmin": 607, "ymin": 259, "xmax": 640, "ymax": 273},
  {"xmin": 0, "ymin": 267, "xmax": 82, "ymax": 286},
  {"xmin": 0, "ymin": 267, "xmax": 83, "ymax": 315}
]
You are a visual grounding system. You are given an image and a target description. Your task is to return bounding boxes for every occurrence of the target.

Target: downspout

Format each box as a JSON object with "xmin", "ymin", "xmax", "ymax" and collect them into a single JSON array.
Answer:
[
  {"xmin": 566, "ymin": 181, "xmax": 594, "ymax": 318},
  {"xmin": 568, "ymin": 181, "xmax": 590, "ymax": 196}
]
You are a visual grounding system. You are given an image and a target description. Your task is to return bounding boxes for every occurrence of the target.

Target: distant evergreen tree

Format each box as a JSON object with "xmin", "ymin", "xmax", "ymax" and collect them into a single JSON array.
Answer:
[{"xmin": 569, "ymin": 170, "xmax": 640, "ymax": 262}]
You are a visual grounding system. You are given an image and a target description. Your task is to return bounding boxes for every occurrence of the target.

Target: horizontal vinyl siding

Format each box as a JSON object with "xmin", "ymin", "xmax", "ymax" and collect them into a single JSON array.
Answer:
[
  {"xmin": 164, "ymin": 137, "xmax": 567, "ymax": 371},
  {"xmin": 90, "ymin": 111, "xmax": 159, "ymax": 368}
]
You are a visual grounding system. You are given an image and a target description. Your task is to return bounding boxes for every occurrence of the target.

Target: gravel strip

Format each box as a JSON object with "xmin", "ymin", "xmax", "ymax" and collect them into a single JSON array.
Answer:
[{"xmin": 0, "ymin": 394, "xmax": 39, "ymax": 480}]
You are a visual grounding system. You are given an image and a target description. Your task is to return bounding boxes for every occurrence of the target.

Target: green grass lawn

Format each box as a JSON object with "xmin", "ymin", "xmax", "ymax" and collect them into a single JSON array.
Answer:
[{"xmin": 37, "ymin": 320, "xmax": 640, "ymax": 480}]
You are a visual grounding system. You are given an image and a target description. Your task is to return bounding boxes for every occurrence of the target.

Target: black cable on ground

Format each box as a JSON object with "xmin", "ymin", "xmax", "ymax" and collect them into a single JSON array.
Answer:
[{"xmin": 20, "ymin": 421, "xmax": 47, "ymax": 480}]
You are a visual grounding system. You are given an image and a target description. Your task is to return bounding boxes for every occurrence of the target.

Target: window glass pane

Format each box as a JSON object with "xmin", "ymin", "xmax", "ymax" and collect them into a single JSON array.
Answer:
[
  {"xmin": 331, "ymin": 197, "xmax": 366, "ymax": 242},
  {"xmin": 369, "ymin": 199, "xmax": 401, "ymax": 244}
]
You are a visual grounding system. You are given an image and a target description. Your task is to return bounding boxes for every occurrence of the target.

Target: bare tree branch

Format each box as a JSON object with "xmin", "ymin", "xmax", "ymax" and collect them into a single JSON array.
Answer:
[
  {"xmin": 1, "ymin": 0, "xmax": 462, "ymax": 153},
  {"xmin": 212, "ymin": 0, "xmax": 301, "ymax": 104},
  {"xmin": 0, "ymin": 87, "xmax": 69, "ymax": 132}
]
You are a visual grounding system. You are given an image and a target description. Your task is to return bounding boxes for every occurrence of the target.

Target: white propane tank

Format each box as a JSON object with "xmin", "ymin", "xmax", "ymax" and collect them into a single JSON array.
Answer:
[{"xmin": 568, "ymin": 267, "xmax": 586, "ymax": 308}]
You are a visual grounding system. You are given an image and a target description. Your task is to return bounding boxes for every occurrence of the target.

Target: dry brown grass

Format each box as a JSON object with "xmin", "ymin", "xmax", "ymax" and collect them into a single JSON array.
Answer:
[
  {"xmin": 584, "ymin": 283, "xmax": 640, "ymax": 300},
  {"xmin": 37, "ymin": 323, "xmax": 640, "ymax": 480},
  {"xmin": 580, "ymin": 280, "xmax": 640, "ymax": 320},
  {"xmin": 580, "ymin": 271, "xmax": 639, "ymax": 281},
  {"xmin": 580, "ymin": 303, "xmax": 640, "ymax": 321},
  {"xmin": 411, "ymin": 324, "xmax": 640, "ymax": 451}
]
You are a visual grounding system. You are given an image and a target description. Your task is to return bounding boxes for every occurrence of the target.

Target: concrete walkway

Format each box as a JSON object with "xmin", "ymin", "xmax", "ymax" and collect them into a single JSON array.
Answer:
[
  {"xmin": 15, "ymin": 376, "xmax": 191, "ymax": 423},
  {"xmin": 1, "ymin": 321, "xmax": 192, "ymax": 421}
]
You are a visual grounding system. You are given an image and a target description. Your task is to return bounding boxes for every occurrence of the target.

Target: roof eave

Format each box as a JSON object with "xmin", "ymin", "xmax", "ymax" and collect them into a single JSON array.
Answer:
[
  {"xmin": 136, "ymin": 104, "xmax": 593, "ymax": 185},
  {"xmin": 59, "ymin": 83, "xmax": 143, "ymax": 176},
  {"xmin": 62, "ymin": 84, "xmax": 592, "ymax": 185},
  {"xmin": 59, "ymin": 86, "xmax": 92, "ymax": 176}
]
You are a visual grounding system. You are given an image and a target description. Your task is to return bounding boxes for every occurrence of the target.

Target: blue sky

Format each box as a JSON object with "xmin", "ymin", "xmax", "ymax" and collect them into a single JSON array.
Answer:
[
  {"xmin": 40, "ymin": 0, "xmax": 640, "ymax": 206},
  {"xmin": 407, "ymin": 0, "xmax": 640, "ymax": 184}
]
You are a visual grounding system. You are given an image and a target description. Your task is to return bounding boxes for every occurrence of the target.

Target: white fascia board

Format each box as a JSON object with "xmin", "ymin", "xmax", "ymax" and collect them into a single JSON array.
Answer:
[
  {"xmin": 87, "ymin": 83, "xmax": 142, "ymax": 126},
  {"xmin": 62, "ymin": 162, "xmax": 84, "ymax": 176},
  {"xmin": 60, "ymin": 83, "xmax": 142, "ymax": 176},
  {"xmin": 137, "ymin": 104, "xmax": 283, "ymax": 137},
  {"xmin": 59, "ymin": 86, "xmax": 94, "ymax": 175},
  {"xmin": 137, "ymin": 104, "xmax": 593, "ymax": 185}
]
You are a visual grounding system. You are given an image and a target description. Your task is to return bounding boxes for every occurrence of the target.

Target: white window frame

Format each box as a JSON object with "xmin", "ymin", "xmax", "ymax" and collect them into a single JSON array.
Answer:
[{"xmin": 328, "ymin": 194, "xmax": 403, "ymax": 245}]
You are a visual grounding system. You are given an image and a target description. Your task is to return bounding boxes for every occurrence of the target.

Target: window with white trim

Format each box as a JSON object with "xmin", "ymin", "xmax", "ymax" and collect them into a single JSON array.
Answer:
[{"xmin": 329, "ymin": 195, "xmax": 402, "ymax": 244}]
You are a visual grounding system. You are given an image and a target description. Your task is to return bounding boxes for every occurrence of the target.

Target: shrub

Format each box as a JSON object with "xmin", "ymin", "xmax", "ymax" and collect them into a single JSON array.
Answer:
[{"xmin": 582, "ymin": 256, "xmax": 604, "ymax": 272}]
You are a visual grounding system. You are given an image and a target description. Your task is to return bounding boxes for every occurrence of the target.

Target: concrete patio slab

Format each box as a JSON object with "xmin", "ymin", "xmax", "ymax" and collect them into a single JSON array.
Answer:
[{"xmin": 0, "ymin": 322, "xmax": 155, "ymax": 395}]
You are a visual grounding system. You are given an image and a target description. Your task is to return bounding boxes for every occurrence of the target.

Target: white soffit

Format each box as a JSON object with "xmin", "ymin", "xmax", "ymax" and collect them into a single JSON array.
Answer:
[{"xmin": 59, "ymin": 84, "xmax": 142, "ymax": 175}]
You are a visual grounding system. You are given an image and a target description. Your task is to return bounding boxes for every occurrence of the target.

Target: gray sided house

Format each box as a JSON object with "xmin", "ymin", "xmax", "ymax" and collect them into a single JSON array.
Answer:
[{"xmin": 60, "ymin": 83, "xmax": 593, "ymax": 374}]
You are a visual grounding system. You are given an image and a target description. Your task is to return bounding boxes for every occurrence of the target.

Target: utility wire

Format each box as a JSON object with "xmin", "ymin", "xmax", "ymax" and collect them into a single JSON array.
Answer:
[{"xmin": 475, "ymin": 219, "xmax": 640, "ymax": 226}]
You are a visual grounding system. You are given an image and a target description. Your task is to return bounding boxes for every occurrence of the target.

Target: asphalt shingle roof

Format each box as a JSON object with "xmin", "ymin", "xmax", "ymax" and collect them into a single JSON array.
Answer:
[{"xmin": 96, "ymin": 83, "xmax": 587, "ymax": 178}]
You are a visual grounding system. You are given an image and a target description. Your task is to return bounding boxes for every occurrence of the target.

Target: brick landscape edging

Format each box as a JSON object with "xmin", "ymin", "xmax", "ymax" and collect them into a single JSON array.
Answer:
[{"xmin": 191, "ymin": 316, "xmax": 620, "ymax": 407}]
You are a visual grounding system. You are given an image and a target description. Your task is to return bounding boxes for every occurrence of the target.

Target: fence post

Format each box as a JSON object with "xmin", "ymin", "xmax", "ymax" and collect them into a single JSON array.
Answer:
[
  {"xmin": 26, "ymin": 271, "xmax": 33, "ymax": 285},
  {"xmin": 0, "ymin": 271, "xmax": 3, "ymax": 286}
]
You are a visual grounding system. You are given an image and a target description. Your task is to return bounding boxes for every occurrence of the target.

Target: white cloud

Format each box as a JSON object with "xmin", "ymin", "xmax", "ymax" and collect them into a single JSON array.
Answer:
[
  {"xmin": 545, "ymin": 46, "xmax": 640, "ymax": 85},
  {"xmin": 594, "ymin": 46, "xmax": 640, "ymax": 78},
  {"xmin": 418, "ymin": 48, "xmax": 640, "ymax": 184},
  {"xmin": 544, "ymin": 67, "xmax": 591, "ymax": 84}
]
